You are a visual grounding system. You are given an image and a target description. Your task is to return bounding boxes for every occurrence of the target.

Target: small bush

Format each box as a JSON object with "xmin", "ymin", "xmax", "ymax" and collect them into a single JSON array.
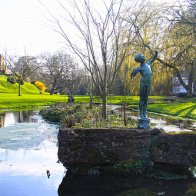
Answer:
[
  {"xmin": 7, "ymin": 76, "xmax": 16, "ymax": 84},
  {"xmin": 40, "ymin": 103, "xmax": 138, "ymax": 128},
  {"xmin": 34, "ymin": 81, "xmax": 46, "ymax": 93}
]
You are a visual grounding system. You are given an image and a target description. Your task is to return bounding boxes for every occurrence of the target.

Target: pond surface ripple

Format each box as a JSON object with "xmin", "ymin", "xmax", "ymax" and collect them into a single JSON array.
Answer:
[{"xmin": 0, "ymin": 110, "xmax": 66, "ymax": 196}]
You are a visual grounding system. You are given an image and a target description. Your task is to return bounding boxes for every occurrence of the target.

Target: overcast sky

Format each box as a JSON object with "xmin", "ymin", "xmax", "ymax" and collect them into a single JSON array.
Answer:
[
  {"xmin": 0, "ymin": 0, "xmax": 185, "ymax": 57},
  {"xmin": 0, "ymin": 0, "xmax": 63, "ymax": 56}
]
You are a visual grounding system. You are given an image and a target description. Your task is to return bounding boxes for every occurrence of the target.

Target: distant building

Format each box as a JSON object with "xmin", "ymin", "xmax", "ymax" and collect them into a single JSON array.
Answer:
[
  {"xmin": 0, "ymin": 54, "xmax": 6, "ymax": 74},
  {"xmin": 172, "ymin": 71, "xmax": 195, "ymax": 94}
]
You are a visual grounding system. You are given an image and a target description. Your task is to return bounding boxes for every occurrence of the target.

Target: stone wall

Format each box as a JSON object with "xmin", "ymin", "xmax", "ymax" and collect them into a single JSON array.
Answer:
[
  {"xmin": 151, "ymin": 131, "xmax": 196, "ymax": 167},
  {"xmin": 58, "ymin": 128, "xmax": 196, "ymax": 168},
  {"xmin": 58, "ymin": 128, "xmax": 151, "ymax": 166}
]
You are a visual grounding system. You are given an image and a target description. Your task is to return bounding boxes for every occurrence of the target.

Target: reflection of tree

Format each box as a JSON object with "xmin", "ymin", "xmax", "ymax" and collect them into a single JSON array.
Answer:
[
  {"xmin": 17, "ymin": 110, "xmax": 35, "ymax": 123},
  {"xmin": 18, "ymin": 111, "xmax": 22, "ymax": 123},
  {"xmin": 0, "ymin": 114, "xmax": 5, "ymax": 128}
]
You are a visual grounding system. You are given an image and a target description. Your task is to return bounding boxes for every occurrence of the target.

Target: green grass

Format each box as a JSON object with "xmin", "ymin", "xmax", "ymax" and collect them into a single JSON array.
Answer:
[
  {"xmin": 73, "ymin": 95, "xmax": 196, "ymax": 119},
  {"xmin": 0, "ymin": 93, "xmax": 67, "ymax": 111},
  {"xmin": 73, "ymin": 95, "xmax": 140, "ymax": 105},
  {"xmin": 0, "ymin": 74, "xmax": 195, "ymax": 119},
  {"xmin": 0, "ymin": 75, "xmax": 67, "ymax": 111},
  {"xmin": 0, "ymin": 75, "xmax": 39, "ymax": 94},
  {"xmin": 0, "ymin": 75, "xmax": 7, "ymax": 81},
  {"xmin": 0, "ymin": 94, "xmax": 195, "ymax": 119},
  {"xmin": 148, "ymin": 102, "xmax": 196, "ymax": 119}
]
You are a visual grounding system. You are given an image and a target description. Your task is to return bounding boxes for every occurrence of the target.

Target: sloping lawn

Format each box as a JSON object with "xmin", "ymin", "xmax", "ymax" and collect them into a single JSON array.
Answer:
[
  {"xmin": 0, "ymin": 75, "xmax": 40, "ymax": 94},
  {"xmin": 0, "ymin": 93, "xmax": 67, "ymax": 111}
]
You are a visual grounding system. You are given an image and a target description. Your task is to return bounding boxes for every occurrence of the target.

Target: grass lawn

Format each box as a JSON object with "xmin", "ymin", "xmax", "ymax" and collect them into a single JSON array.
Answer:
[
  {"xmin": 73, "ymin": 95, "xmax": 196, "ymax": 119},
  {"xmin": 0, "ymin": 75, "xmax": 68, "ymax": 112},
  {"xmin": 0, "ymin": 75, "xmax": 40, "ymax": 94},
  {"xmin": 0, "ymin": 91, "xmax": 195, "ymax": 119},
  {"xmin": 0, "ymin": 74, "xmax": 195, "ymax": 119},
  {"xmin": 0, "ymin": 93, "xmax": 68, "ymax": 112},
  {"xmin": 148, "ymin": 102, "xmax": 196, "ymax": 119}
]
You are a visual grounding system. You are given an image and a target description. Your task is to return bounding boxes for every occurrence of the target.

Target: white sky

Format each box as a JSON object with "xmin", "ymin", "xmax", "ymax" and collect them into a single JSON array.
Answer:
[
  {"xmin": 0, "ymin": 0, "xmax": 184, "ymax": 57},
  {"xmin": 0, "ymin": 0, "xmax": 65, "ymax": 56}
]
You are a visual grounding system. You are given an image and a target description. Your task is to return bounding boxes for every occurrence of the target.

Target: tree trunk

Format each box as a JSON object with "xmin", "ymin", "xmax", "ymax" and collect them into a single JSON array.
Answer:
[
  {"xmin": 187, "ymin": 71, "xmax": 194, "ymax": 96},
  {"xmin": 18, "ymin": 83, "xmax": 21, "ymax": 96},
  {"xmin": 102, "ymin": 94, "xmax": 107, "ymax": 120},
  {"xmin": 50, "ymin": 84, "xmax": 55, "ymax": 95},
  {"xmin": 123, "ymin": 103, "xmax": 127, "ymax": 126},
  {"xmin": 90, "ymin": 95, "xmax": 93, "ymax": 109}
]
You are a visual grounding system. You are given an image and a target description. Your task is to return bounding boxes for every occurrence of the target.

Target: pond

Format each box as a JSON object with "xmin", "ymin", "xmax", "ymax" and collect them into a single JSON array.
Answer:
[
  {"xmin": 0, "ymin": 108, "xmax": 195, "ymax": 196},
  {"xmin": 110, "ymin": 105, "xmax": 196, "ymax": 132},
  {"xmin": 0, "ymin": 110, "xmax": 66, "ymax": 196}
]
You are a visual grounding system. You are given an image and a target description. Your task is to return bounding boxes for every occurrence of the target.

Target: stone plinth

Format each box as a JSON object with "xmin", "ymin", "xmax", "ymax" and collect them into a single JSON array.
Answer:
[
  {"xmin": 58, "ymin": 128, "xmax": 151, "ymax": 167},
  {"xmin": 138, "ymin": 118, "xmax": 150, "ymax": 129}
]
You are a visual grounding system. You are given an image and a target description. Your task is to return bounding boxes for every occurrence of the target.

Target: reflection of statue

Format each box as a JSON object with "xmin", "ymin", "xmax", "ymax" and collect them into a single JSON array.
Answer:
[{"xmin": 131, "ymin": 51, "xmax": 158, "ymax": 128}]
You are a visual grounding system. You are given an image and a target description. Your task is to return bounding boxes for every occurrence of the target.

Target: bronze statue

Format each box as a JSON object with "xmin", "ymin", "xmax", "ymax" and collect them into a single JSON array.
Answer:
[{"xmin": 131, "ymin": 51, "xmax": 158, "ymax": 128}]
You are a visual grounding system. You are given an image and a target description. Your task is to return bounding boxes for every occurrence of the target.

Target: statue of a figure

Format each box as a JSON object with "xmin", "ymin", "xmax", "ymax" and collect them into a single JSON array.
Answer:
[{"xmin": 131, "ymin": 51, "xmax": 158, "ymax": 127}]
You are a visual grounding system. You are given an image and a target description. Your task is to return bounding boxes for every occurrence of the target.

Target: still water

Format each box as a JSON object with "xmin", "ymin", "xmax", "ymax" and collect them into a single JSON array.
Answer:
[{"xmin": 0, "ymin": 110, "xmax": 66, "ymax": 196}]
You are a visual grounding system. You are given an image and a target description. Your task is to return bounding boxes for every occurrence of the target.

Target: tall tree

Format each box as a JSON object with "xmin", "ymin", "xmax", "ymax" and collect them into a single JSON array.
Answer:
[
  {"xmin": 121, "ymin": 1, "xmax": 171, "ymax": 95},
  {"xmin": 166, "ymin": 0, "xmax": 196, "ymax": 95},
  {"xmin": 47, "ymin": 0, "xmax": 135, "ymax": 119},
  {"xmin": 123, "ymin": 1, "xmax": 195, "ymax": 95},
  {"xmin": 41, "ymin": 51, "xmax": 78, "ymax": 95}
]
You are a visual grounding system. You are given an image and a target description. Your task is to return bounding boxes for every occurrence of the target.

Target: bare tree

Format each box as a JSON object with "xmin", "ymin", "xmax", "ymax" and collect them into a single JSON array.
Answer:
[
  {"xmin": 5, "ymin": 54, "xmax": 41, "ymax": 96},
  {"xmin": 40, "ymin": 51, "xmax": 78, "ymax": 95},
  {"xmin": 45, "ymin": 0, "xmax": 134, "ymax": 119}
]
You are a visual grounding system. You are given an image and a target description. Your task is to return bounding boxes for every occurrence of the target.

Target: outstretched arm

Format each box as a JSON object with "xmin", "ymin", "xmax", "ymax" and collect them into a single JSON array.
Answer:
[
  {"xmin": 146, "ymin": 51, "xmax": 158, "ymax": 65},
  {"xmin": 131, "ymin": 67, "xmax": 141, "ymax": 78}
]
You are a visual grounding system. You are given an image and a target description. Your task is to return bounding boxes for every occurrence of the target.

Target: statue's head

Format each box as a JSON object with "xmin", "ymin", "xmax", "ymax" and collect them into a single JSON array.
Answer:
[{"xmin": 134, "ymin": 53, "xmax": 146, "ymax": 63}]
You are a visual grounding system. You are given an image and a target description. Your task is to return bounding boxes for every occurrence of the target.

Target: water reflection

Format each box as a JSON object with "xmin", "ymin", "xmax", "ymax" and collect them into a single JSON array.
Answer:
[
  {"xmin": 0, "ymin": 114, "xmax": 5, "ymax": 128},
  {"xmin": 0, "ymin": 110, "xmax": 41, "ymax": 128},
  {"xmin": 58, "ymin": 171, "xmax": 195, "ymax": 196},
  {"xmin": 0, "ymin": 141, "xmax": 65, "ymax": 196},
  {"xmin": 0, "ymin": 110, "xmax": 66, "ymax": 196}
]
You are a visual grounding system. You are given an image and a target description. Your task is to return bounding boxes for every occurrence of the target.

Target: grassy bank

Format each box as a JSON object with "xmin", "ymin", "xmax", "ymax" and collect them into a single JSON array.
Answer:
[
  {"xmin": 73, "ymin": 95, "xmax": 196, "ymax": 119},
  {"xmin": 0, "ymin": 75, "xmax": 68, "ymax": 112},
  {"xmin": 45, "ymin": 95, "xmax": 195, "ymax": 120},
  {"xmin": 0, "ymin": 75, "xmax": 40, "ymax": 94},
  {"xmin": 0, "ymin": 93, "xmax": 68, "ymax": 112},
  {"xmin": 0, "ymin": 92, "xmax": 195, "ymax": 119}
]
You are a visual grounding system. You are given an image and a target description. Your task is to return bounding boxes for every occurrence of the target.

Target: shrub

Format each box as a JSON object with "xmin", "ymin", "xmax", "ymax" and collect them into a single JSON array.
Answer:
[
  {"xmin": 34, "ymin": 81, "xmax": 46, "ymax": 93},
  {"xmin": 40, "ymin": 103, "xmax": 138, "ymax": 128},
  {"xmin": 113, "ymin": 159, "xmax": 153, "ymax": 174},
  {"xmin": 7, "ymin": 76, "xmax": 16, "ymax": 84}
]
